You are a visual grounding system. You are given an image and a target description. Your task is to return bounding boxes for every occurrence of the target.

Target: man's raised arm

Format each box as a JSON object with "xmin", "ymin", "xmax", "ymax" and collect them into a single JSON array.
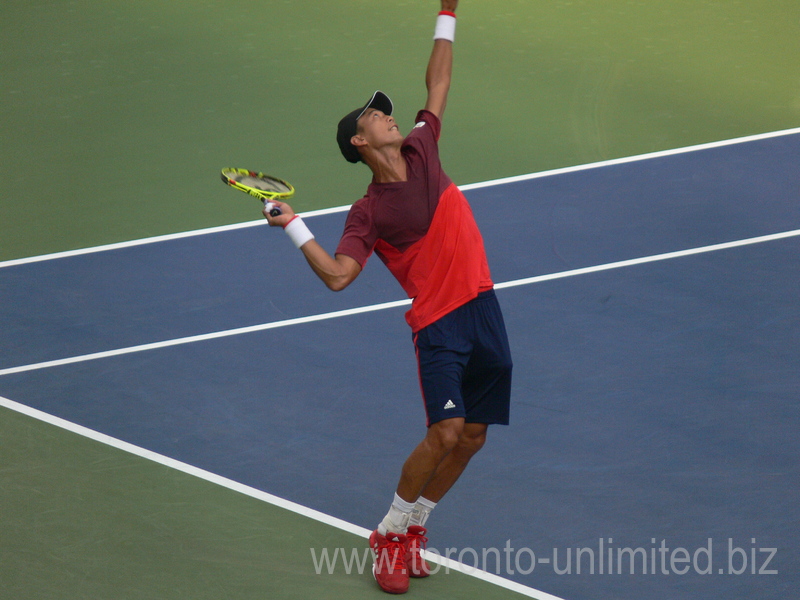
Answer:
[{"xmin": 424, "ymin": 0, "xmax": 458, "ymax": 119}]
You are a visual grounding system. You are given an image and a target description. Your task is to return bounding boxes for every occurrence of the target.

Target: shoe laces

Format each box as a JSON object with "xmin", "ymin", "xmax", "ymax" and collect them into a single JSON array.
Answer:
[
  {"xmin": 387, "ymin": 541, "xmax": 406, "ymax": 572},
  {"xmin": 382, "ymin": 535, "xmax": 407, "ymax": 573},
  {"xmin": 407, "ymin": 531, "xmax": 428, "ymax": 551}
]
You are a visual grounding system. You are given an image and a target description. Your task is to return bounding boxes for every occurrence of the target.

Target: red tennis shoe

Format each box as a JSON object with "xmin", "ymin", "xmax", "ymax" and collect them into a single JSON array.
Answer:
[
  {"xmin": 369, "ymin": 529, "xmax": 409, "ymax": 594},
  {"xmin": 405, "ymin": 526, "xmax": 431, "ymax": 578}
]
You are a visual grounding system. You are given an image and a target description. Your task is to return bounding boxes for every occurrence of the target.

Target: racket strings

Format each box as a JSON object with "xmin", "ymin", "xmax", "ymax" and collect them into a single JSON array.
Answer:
[{"xmin": 235, "ymin": 175, "xmax": 291, "ymax": 193}]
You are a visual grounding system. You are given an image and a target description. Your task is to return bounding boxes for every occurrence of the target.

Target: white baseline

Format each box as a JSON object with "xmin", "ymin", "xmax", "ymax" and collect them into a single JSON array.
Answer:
[{"xmin": 1, "ymin": 126, "xmax": 798, "ymax": 270}]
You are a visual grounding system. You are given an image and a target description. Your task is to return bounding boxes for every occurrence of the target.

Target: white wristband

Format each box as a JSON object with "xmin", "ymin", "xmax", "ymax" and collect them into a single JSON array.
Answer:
[
  {"xmin": 283, "ymin": 216, "xmax": 315, "ymax": 249},
  {"xmin": 434, "ymin": 12, "xmax": 456, "ymax": 42}
]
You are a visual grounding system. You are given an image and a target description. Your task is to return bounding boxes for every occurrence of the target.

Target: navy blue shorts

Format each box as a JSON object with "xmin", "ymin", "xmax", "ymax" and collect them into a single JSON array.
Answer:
[{"xmin": 413, "ymin": 289, "xmax": 513, "ymax": 426}]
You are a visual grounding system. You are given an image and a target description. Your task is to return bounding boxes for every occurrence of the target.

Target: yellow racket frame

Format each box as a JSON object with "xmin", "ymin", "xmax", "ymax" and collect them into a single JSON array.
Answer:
[{"xmin": 220, "ymin": 168, "xmax": 295, "ymax": 201}]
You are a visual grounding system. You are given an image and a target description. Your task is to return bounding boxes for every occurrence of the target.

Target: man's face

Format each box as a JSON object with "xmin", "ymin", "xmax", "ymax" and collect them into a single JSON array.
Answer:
[{"xmin": 354, "ymin": 108, "xmax": 403, "ymax": 149}]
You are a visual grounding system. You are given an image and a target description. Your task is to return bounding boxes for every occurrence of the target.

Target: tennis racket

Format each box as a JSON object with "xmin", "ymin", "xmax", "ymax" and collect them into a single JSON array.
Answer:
[{"xmin": 220, "ymin": 168, "xmax": 295, "ymax": 216}]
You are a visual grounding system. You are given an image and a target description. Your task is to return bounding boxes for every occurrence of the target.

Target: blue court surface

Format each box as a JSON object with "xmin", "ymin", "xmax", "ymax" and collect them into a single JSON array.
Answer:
[{"xmin": 2, "ymin": 130, "xmax": 799, "ymax": 600}]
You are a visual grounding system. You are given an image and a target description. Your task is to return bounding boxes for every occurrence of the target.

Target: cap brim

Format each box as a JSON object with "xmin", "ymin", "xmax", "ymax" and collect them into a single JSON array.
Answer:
[{"xmin": 357, "ymin": 90, "xmax": 393, "ymax": 121}]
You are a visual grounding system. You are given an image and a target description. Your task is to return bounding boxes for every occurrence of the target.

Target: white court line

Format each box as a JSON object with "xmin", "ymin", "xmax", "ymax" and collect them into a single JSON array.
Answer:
[
  {"xmin": 495, "ymin": 229, "xmax": 800, "ymax": 290},
  {"xmin": 0, "ymin": 205, "xmax": 348, "ymax": 270},
  {"xmin": 2, "ymin": 227, "xmax": 799, "ymax": 378},
  {"xmin": 0, "ymin": 394, "xmax": 565, "ymax": 600},
  {"xmin": 1, "ymin": 126, "xmax": 798, "ymax": 270},
  {"xmin": 458, "ymin": 126, "xmax": 800, "ymax": 192},
  {"xmin": 0, "ymin": 298, "xmax": 409, "ymax": 376}
]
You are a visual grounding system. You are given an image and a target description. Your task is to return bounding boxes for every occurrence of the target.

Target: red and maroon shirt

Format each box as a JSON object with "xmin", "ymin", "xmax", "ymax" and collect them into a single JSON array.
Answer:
[{"xmin": 336, "ymin": 110, "xmax": 493, "ymax": 332}]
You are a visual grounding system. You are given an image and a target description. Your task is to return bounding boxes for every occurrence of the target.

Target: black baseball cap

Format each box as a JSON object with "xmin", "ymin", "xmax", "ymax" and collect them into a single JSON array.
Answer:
[{"xmin": 336, "ymin": 91, "xmax": 394, "ymax": 163}]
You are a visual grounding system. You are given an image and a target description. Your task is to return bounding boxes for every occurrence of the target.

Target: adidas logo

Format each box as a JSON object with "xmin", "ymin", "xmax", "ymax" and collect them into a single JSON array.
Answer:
[{"xmin": 444, "ymin": 399, "xmax": 456, "ymax": 410}]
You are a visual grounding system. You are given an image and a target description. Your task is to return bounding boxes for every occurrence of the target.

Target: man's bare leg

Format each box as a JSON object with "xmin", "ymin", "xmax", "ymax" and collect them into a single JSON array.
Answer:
[
  {"xmin": 415, "ymin": 422, "xmax": 488, "ymax": 503},
  {"xmin": 377, "ymin": 419, "xmax": 488, "ymax": 535},
  {"xmin": 395, "ymin": 417, "xmax": 466, "ymax": 503}
]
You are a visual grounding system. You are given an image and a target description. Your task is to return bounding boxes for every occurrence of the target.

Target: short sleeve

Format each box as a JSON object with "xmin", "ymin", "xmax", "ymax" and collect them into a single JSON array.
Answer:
[
  {"xmin": 413, "ymin": 110, "xmax": 442, "ymax": 142},
  {"xmin": 335, "ymin": 199, "xmax": 377, "ymax": 267}
]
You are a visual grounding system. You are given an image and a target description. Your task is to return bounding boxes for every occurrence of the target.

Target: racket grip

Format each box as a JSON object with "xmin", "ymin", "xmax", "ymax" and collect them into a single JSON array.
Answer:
[{"xmin": 264, "ymin": 201, "xmax": 282, "ymax": 217}]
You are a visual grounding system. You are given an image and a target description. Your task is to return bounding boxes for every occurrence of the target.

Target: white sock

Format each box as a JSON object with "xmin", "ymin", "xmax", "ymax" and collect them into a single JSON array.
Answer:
[
  {"xmin": 378, "ymin": 493, "xmax": 415, "ymax": 535},
  {"xmin": 409, "ymin": 496, "xmax": 437, "ymax": 528}
]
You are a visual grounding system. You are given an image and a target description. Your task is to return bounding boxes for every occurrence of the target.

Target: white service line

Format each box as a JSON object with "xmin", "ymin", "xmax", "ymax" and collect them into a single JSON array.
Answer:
[
  {"xmin": 2, "ymin": 228, "xmax": 799, "ymax": 378},
  {"xmin": 495, "ymin": 229, "xmax": 800, "ymax": 290},
  {"xmin": 0, "ymin": 298, "xmax": 410, "ymax": 377},
  {"xmin": 0, "ymin": 394, "xmax": 564, "ymax": 600}
]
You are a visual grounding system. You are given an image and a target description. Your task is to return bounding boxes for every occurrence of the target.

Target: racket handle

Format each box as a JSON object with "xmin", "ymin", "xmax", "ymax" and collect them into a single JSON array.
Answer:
[{"xmin": 264, "ymin": 201, "xmax": 282, "ymax": 217}]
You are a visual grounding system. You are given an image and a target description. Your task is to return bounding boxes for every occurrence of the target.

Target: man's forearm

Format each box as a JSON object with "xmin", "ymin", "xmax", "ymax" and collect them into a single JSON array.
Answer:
[
  {"xmin": 424, "ymin": 1, "xmax": 458, "ymax": 117},
  {"xmin": 426, "ymin": 40, "xmax": 452, "ymax": 105},
  {"xmin": 300, "ymin": 240, "xmax": 361, "ymax": 292}
]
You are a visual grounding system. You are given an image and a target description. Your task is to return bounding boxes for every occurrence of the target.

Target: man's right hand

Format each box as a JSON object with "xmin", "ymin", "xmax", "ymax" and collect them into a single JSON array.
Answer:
[
  {"xmin": 263, "ymin": 200, "xmax": 296, "ymax": 227},
  {"xmin": 441, "ymin": 0, "xmax": 458, "ymax": 12}
]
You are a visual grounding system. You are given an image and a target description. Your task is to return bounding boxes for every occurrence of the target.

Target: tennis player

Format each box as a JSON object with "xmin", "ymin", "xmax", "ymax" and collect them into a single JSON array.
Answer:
[{"xmin": 264, "ymin": 1, "xmax": 512, "ymax": 593}]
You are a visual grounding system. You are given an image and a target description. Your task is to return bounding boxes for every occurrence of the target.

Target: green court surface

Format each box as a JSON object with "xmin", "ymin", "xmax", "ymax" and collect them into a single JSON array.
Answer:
[
  {"xmin": 0, "ymin": 405, "xmax": 533, "ymax": 599},
  {"xmin": 2, "ymin": 1, "xmax": 799, "ymax": 599},
  {"xmin": 1, "ymin": 1, "xmax": 798, "ymax": 261}
]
